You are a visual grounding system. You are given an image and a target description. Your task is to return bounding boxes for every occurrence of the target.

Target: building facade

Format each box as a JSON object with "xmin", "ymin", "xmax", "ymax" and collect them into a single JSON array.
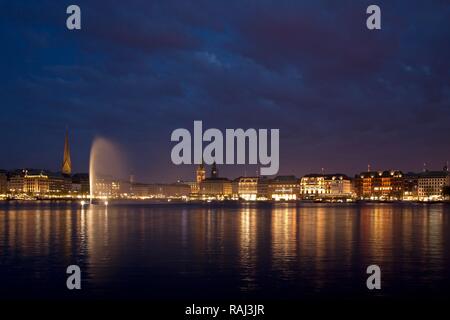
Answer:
[
  {"xmin": 235, "ymin": 176, "xmax": 269, "ymax": 201},
  {"xmin": 354, "ymin": 170, "xmax": 403, "ymax": 200},
  {"xmin": 199, "ymin": 163, "xmax": 232, "ymax": 199},
  {"xmin": 91, "ymin": 175, "xmax": 120, "ymax": 197},
  {"xmin": 7, "ymin": 170, "xmax": 25, "ymax": 194},
  {"xmin": 0, "ymin": 171, "xmax": 7, "ymax": 195},
  {"xmin": 403, "ymin": 172, "xmax": 419, "ymax": 200},
  {"xmin": 268, "ymin": 175, "xmax": 300, "ymax": 201},
  {"xmin": 418, "ymin": 169, "xmax": 450, "ymax": 201},
  {"xmin": 324, "ymin": 174, "xmax": 353, "ymax": 199},
  {"xmin": 71, "ymin": 173, "xmax": 90, "ymax": 195},
  {"xmin": 300, "ymin": 174, "xmax": 353, "ymax": 200},
  {"xmin": 300, "ymin": 174, "xmax": 326, "ymax": 199},
  {"xmin": 23, "ymin": 171, "xmax": 50, "ymax": 194}
]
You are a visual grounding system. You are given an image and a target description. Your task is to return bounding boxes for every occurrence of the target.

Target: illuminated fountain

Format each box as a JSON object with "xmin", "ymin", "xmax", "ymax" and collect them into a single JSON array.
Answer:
[{"xmin": 89, "ymin": 137, "xmax": 127, "ymax": 205}]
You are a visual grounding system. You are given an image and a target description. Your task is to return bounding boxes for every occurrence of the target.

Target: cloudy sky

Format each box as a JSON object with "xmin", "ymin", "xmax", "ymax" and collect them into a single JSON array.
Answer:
[{"xmin": 0, "ymin": 0, "xmax": 449, "ymax": 182}]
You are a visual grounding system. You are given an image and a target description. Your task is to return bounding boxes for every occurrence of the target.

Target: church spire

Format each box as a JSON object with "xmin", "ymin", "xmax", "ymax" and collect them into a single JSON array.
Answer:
[
  {"xmin": 62, "ymin": 128, "xmax": 72, "ymax": 175},
  {"xmin": 211, "ymin": 162, "xmax": 218, "ymax": 178},
  {"xmin": 196, "ymin": 160, "xmax": 206, "ymax": 184}
]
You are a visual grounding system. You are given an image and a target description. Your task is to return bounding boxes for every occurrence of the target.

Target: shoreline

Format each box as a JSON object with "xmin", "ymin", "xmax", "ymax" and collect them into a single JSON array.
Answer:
[{"xmin": 1, "ymin": 198, "xmax": 449, "ymax": 205}]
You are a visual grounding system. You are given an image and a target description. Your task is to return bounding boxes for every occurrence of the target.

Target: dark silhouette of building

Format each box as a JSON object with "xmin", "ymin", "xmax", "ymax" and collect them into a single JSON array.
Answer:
[
  {"xmin": 211, "ymin": 162, "xmax": 218, "ymax": 178},
  {"xmin": 0, "ymin": 170, "xmax": 7, "ymax": 195}
]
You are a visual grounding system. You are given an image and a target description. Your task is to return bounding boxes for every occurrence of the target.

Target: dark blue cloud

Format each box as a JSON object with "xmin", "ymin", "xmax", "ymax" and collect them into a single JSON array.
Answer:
[{"xmin": 0, "ymin": 0, "xmax": 449, "ymax": 182}]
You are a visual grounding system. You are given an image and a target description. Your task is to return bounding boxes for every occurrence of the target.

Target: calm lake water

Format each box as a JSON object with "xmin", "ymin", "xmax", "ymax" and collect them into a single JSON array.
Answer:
[{"xmin": 1, "ymin": 201, "xmax": 450, "ymax": 300}]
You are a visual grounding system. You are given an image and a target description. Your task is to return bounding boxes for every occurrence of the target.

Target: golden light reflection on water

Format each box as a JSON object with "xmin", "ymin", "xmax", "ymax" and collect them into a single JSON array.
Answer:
[
  {"xmin": 238, "ymin": 207, "xmax": 258, "ymax": 291},
  {"xmin": 1, "ymin": 203, "xmax": 449, "ymax": 297},
  {"xmin": 271, "ymin": 205, "xmax": 297, "ymax": 280}
]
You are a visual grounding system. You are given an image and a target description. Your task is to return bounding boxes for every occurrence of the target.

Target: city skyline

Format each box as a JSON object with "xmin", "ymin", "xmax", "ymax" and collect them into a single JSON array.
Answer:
[
  {"xmin": 1, "ymin": 130, "xmax": 449, "ymax": 202},
  {"xmin": 1, "ymin": 127, "xmax": 449, "ymax": 184},
  {"xmin": 0, "ymin": 128, "xmax": 449, "ymax": 183}
]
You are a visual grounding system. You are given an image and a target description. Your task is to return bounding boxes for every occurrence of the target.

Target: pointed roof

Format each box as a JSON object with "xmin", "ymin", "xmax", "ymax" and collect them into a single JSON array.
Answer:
[{"xmin": 62, "ymin": 128, "xmax": 72, "ymax": 175}]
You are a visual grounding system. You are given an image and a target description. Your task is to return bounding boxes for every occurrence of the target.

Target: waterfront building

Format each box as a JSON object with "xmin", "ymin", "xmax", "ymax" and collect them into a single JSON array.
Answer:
[
  {"xmin": 354, "ymin": 170, "xmax": 403, "ymax": 200},
  {"xmin": 199, "ymin": 178, "xmax": 232, "ymax": 198},
  {"xmin": 91, "ymin": 175, "xmax": 121, "ymax": 197},
  {"xmin": 0, "ymin": 170, "xmax": 7, "ymax": 195},
  {"xmin": 46, "ymin": 172, "xmax": 72, "ymax": 195},
  {"xmin": 131, "ymin": 182, "xmax": 190, "ymax": 198},
  {"xmin": 235, "ymin": 176, "xmax": 269, "ymax": 201},
  {"xmin": 300, "ymin": 174, "xmax": 353, "ymax": 200},
  {"xmin": 418, "ymin": 166, "xmax": 450, "ymax": 201},
  {"xmin": 190, "ymin": 163, "xmax": 207, "ymax": 194},
  {"xmin": 72, "ymin": 173, "xmax": 90, "ymax": 195},
  {"xmin": 268, "ymin": 175, "xmax": 300, "ymax": 201},
  {"xmin": 231, "ymin": 178, "xmax": 240, "ymax": 197},
  {"xmin": 7, "ymin": 170, "xmax": 25, "ymax": 194},
  {"xmin": 403, "ymin": 172, "xmax": 419, "ymax": 200},
  {"xmin": 199, "ymin": 163, "xmax": 232, "ymax": 199},
  {"xmin": 183, "ymin": 181, "xmax": 198, "ymax": 194},
  {"xmin": 144, "ymin": 183, "xmax": 187, "ymax": 198},
  {"xmin": 131, "ymin": 182, "xmax": 150, "ymax": 197},
  {"xmin": 300, "ymin": 174, "xmax": 326, "ymax": 199},
  {"xmin": 23, "ymin": 171, "xmax": 49, "ymax": 195},
  {"xmin": 324, "ymin": 174, "xmax": 353, "ymax": 199}
]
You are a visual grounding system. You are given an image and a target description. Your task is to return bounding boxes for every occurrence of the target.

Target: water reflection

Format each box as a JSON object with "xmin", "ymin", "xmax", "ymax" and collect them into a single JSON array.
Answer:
[
  {"xmin": 1, "ymin": 202, "xmax": 450, "ymax": 299},
  {"xmin": 271, "ymin": 205, "xmax": 297, "ymax": 280},
  {"xmin": 238, "ymin": 207, "xmax": 258, "ymax": 291}
]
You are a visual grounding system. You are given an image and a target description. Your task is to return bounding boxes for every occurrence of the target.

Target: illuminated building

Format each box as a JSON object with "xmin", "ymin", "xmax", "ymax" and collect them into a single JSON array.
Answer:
[
  {"xmin": 418, "ymin": 165, "xmax": 450, "ymax": 201},
  {"xmin": 235, "ymin": 176, "xmax": 269, "ymax": 201},
  {"xmin": 91, "ymin": 175, "xmax": 121, "ymax": 197},
  {"xmin": 71, "ymin": 173, "xmax": 90, "ymax": 195},
  {"xmin": 183, "ymin": 181, "xmax": 198, "ymax": 194},
  {"xmin": 403, "ymin": 172, "xmax": 419, "ymax": 200},
  {"xmin": 190, "ymin": 163, "xmax": 206, "ymax": 194},
  {"xmin": 61, "ymin": 128, "xmax": 72, "ymax": 175},
  {"xmin": 300, "ymin": 174, "xmax": 353, "ymax": 200},
  {"xmin": 46, "ymin": 172, "xmax": 72, "ymax": 195},
  {"xmin": 354, "ymin": 170, "xmax": 403, "ymax": 200},
  {"xmin": 23, "ymin": 171, "xmax": 49, "ymax": 194},
  {"xmin": 199, "ymin": 163, "xmax": 232, "ymax": 199},
  {"xmin": 7, "ymin": 170, "xmax": 25, "ymax": 194},
  {"xmin": 152, "ymin": 183, "xmax": 190, "ymax": 197},
  {"xmin": 199, "ymin": 178, "xmax": 232, "ymax": 198},
  {"xmin": 131, "ymin": 182, "xmax": 150, "ymax": 197},
  {"xmin": 131, "ymin": 182, "xmax": 190, "ymax": 198},
  {"xmin": 196, "ymin": 163, "xmax": 206, "ymax": 184},
  {"xmin": 324, "ymin": 174, "xmax": 353, "ymax": 199},
  {"xmin": 268, "ymin": 175, "xmax": 300, "ymax": 201},
  {"xmin": 300, "ymin": 174, "xmax": 326, "ymax": 199}
]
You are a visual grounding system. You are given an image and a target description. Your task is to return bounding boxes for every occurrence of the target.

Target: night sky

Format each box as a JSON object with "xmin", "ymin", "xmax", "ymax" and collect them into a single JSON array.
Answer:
[{"xmin": 1, "ymin": 1, "xmax": 449, "ymax": 183}]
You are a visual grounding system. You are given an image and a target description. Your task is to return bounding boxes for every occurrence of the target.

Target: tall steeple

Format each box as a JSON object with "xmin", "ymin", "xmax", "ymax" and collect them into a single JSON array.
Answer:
[
  {"xmin": 62, "ymin": 128, "xmax": 72, "ymax": 175},
  {"xmin": 211, "ymin": 162, "xmax": 218, "ymax": 178},
  {"xmin": 196, "ymin": 161, "xmax": 206, "ymax": 184}
]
